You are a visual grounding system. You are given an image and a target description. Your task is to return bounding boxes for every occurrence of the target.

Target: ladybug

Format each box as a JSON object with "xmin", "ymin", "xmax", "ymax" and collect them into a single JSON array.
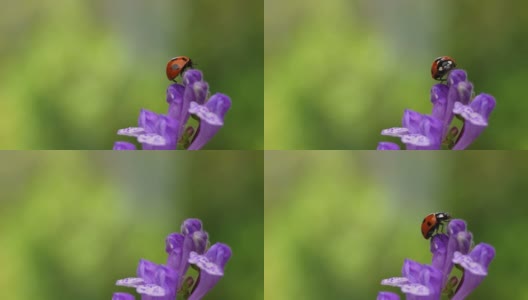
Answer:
[
  {"xmin": 421, "ymin": 212, "xmax": 451, "ymax": 239},
  {"xmin": 166, "ymin": 56, "xmax": 194, "ymax": 81},
  {"xmin": 431, "ymin": 56, "xmax": 457, "ymax": 81}
]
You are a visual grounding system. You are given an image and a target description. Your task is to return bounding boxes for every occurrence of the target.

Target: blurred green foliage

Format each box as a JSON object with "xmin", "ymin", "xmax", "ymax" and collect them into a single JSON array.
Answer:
[
  {"xmin": 0, "ymin": 0, "xmax": 263, "ymax": 149},
  {"xmin": 0, "ymin": 151, "xmax": 263, "ymax": 300},
  {"xmin": 265, "ymin": 151, "xmax": 527, "ymax": 299},
  {"xmin": 265, "ymin": 0, "xmax": 528, "ymax": 149}
]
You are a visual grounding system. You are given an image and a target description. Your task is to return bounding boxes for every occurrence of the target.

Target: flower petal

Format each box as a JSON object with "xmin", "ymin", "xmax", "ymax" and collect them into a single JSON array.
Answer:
[
  {"xmin": 453, "ymin": 102, "xmax": 487, "ymax": 126},
  {"xmin": 117, "ymin": 127, "xmax": 145, "ymax": 137},
  {"xmin": 448, "ymin": 219, "xmax": 467, "ymax": 236},
  {"xmin": 455, "ymin": 81, "xmax": 473, "ymax": 105},
  {"xmin": 452, "ymin": 244, "xmax": 496, "ymax": 300},
  {"xmin": 401, "ymin": 259, "xmax": 443, "ymax": 297},
  {"xmin": 401, "ymin": 110, "xmax": 424, "ymax": 133},
  {"xmin": 401, "ymin": 133, "xmax": 431, "ymax": 147},
  {"xmin": 138, "ymin": 109, "xmax": 160, "ymax": 133},
  {"xmin": 169, "ymin": 74, "xmax": 200, "ymax": 137},
  {"xmin": 184, "ymin": 69, "xmax": 203, "ymax": 86},
  {"xmin": 188, "ymin": 243, "xmax": 232, "ymax": 300},
  {"xmin": 154, "ymin": 265, "xmax": 179, "ymax": 297},
  {"xmin": 381, "ymin": 127, "xmax": 409, "ymax": 137},
  {"xmin": 430, "ymin": 83, "xmax": 449, "ymax": 122},
  {"xmin": 136, "ymin": 259, "xmax": 159, "ymax": 283},
  {"xmin": 166, "ymin": 233, "xmax": 184, "ymax": 254},
  {"xmin": 404, "ymin": 115, "xmax": 443, "ymax": 150},
  {"xmin": 447, "ymin": 69, "xmax": 467, "ymax": 87},
  {"xmin": 192, "ymin": 81, "xmax": 209, "ymax": 105},
  {"xmin": 189, "ymin": 102, "xmax": 224, "ymax": 126},
  {"xmin": 136, "ymin": 283, "xmax": 166, "ymax": 296},
  {"xmin": 187, "ymin": 94, "xmax": 232, "ymax": 150},
  {"xmin": 377, "ymin": 291, "xmax": 400, "ymax": 300},
  {"xmin": 189, "ymin": 251, "xmax": 224, "ymax": 276},
  {"xmin": 116, "ymin": 277, "xmax": 144, "ymax": 288},
  {"xmin": 453, "ymin": 252, "xmax": 487, "ymax": 276},
  {"xmin": 138, "ymin": 133, "xmax": 167, "ymax": 146},
  {"xmin": 452, "ymin": 94, "xmax": 496, "ymax": 150},
  {"xmin": 165, "ymin": 231, "xmax": 195, "ymax": 289},
  {"xmin": 112, "ymin": 292, "xmax": 135, "ymax": 300},
  {"xmin": 181, "ymin": 218, "xmax": 203, "ymax": 235},
  {"xmin": 166, "ymin": 83, "xmax": 185, "ymax": 105},
  {"xmin": 381, "ymin": 277, "xmax": 410, "ymax": 287},
  {"xmin": 453, "ymin": 243, "xmax": 495, "ymax": 276},
  {"xmin": 113, "ymin": 141, "xmax": 137, "ymax": 150},
  {"xmin": 377, "ymin": 142, "xmax": 401, "ymax": 150},
  {"xmin": 436, "ymin": 219, "xmax": 471, "ymax": 287},
  {"xmin": 430, "ymin": 234, "xmax": 449, "ymax": 273},
  {"xmin": 401, "ymin": 283, "xmax": 430, "ymax": 296}
]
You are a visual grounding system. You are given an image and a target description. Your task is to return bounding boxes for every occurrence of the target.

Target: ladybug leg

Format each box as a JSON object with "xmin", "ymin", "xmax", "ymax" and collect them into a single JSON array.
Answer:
[
  {"xmin": 438, "ymin": 222, "xmax": 448, "ymax": 235},
  {"xmin": 431, "ymin": 223, "xmax": 444, "ymax": 239}
]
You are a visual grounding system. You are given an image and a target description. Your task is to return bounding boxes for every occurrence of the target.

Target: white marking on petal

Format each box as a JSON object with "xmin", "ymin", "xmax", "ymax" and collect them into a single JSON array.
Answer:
[
  {"xmin": 401, "ymin": 134, "xmax": 431, "ymax": 146},
  {"xmin": 188, "ymin": 102, "xmax": 224, "ymax": 126},
  {"xmin": 381, "ymin": 277, "xmax": 409, "ymax": 287},
  {"xmin": 453, "ymin": 102, "xmax": 488, "ymax": 126},
  {"xmin": 381, "ymin": 127, "xmax": 409, "ymax": 137},
  {"xmin": 116, "ymin": 277, "xmax": 144, "ymax": 287},
  {"xmin": 401, "ymin": 283, "xmax": 431, "ymax": 296},
  {"xmin": 138, "ymin": 133, "xmax": 167, "ymax": 146},
  {"xmin": 188, "ymin": 251, "xmax": 224, "ymax": 276},
  {"xmin": 117, "ymin": 127, "xmax": 146, "ymax": 137},
  {"xmin": 136, "ymin": 283, "xmax": 166, "ymax": 296},
  {"xmin": 452, "ymin": 252, "xmax": 487, "ymax": 276}
]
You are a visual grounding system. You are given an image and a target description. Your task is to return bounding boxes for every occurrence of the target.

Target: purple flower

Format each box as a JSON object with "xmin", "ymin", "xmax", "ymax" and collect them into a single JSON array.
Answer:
[
  {"xmin": 377, "ymin": 292, "xmax": 400, "ymax": 300},
  {"xmin": 115, "ymin": 260, "xmax": 180, "ymax": 299},
  {"xmin": 452, "ymin": 94, "xmax": 496, "ymax": 150},
  {"xmin": 180, "ymin": 218, "xmax": 209, "ymax": 254},
  {"xmin": 451, "ymin": 243, "xmax": 496, "ymax": 300},
  {"xmin": 378, "ymin": 69, "xmax": 496, "ymax": 150},
  {"xmin": 381, "ymin": 259, "xmax": 443, "ymax": 298},
  {"xmin": 187, "ymin": 94, "xmax": 232, "ymax": 150},
  {"xmin": 114, "ymin": 218, "xmax": 231, "ymax": 300},
  {"xmin": 379, "ymin": 218, "xmax": 495, "ymax": 299},
  {"xmin": 113, "ymin": 141, "xmax": 137, "ymax": 150},
  {"xmin": 377, "ymin": 142, "xmax": 400, "ymax": 150},
  {"xmin": 381, "ymin": 110, "xmax": 443, "ymax": 150},
  {"xmin": 187, "ymin": 243, "xmax": 233, "ymax": 300},
  {"xmin": 165, "ymin": 219, "xmax": 210, "ymax": 290},
  {"xmin": 430, "ymin": 220, "xmax": 473, "ymax": 289},
  {"xmin": 114, "ymin": 69, "xmax": 232, "ymax": 150},
  {"xmin": 112, "ymin": 292, "xmax": 135, "ymax": 300},
  {"xmin": 430, "ymin": 84, "xmax": 450, "ymax": 125},
  {"xmin": 117, "ymin": 110, "xmax": 179, "ymax": 150}
]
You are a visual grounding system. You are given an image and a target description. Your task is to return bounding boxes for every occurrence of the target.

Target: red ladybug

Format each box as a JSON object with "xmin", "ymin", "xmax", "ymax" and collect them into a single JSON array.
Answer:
[
  {"xmin": 166, "ymin": 56, "xmax": 194, "ymax": 81},
  {"xmin": 431, "ymin": 56, "xmax": 457, "ymax": 81},
  {"xmin": 421, "ymin": 212, "xmax": 451, "ymax": 239}
]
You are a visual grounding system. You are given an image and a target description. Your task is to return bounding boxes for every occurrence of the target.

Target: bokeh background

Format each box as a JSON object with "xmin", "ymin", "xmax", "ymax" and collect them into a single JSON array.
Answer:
[
  {"xmin": 0, "ymin": 0, "xmax": 263, "ymax": 149},
  {"xmin": 265, "ymin": 151, "xmax": 525, "ymax": 299},
  {"xmin": 0, "ymin": 151, "xmax": 263, "ymax": 300},
  {"xmin": 265, "ymin": 0, "xmax": 525, "ymax": 149}
]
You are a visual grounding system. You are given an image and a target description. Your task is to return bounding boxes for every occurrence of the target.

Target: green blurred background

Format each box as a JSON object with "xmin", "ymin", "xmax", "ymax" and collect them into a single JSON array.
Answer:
[
  {"xmin": 265, "ymin": 151, "xmax": 525, "ymax": 299},
  {"xmin": 0, "ymin": 151, "xmax": 263, "ymax": 299},
  {"xmin": 265, "ymin": 0, "xmax": 526, "ymax": 149},
  {"xmin": 0, "ymin": 0, "xmax": 263, "ymax": 149}
]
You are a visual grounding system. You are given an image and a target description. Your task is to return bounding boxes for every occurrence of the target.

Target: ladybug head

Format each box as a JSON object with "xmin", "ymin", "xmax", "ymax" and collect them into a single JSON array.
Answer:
[{"xmin": 435, "ymin": 212, "xmax": 451, "ymax": 221}]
